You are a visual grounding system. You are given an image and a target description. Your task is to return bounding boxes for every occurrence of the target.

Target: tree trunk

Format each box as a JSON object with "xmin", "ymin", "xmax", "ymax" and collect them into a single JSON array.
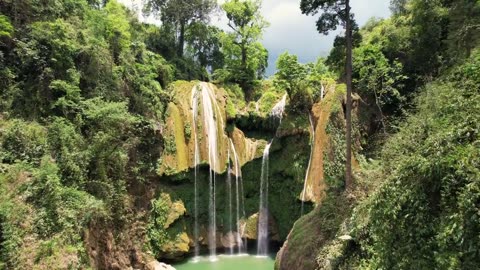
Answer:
[
  {"xmin": 373, "ymin": 87, "xmax": 387, "ymax": 135},
  {"xmin": 178, "ymin": 21, "xmax": 186, "ymax": 57},
  {"xmin": 241, "ymin": 42, "xmax": 247, "ymax": 70},
  {"xmin": 241, "ymin": 41, "xmax": 252, "ymax": 100},
  {"xmin": 345, "ymin": 0, "xmax": 353, "ymax": 190}
]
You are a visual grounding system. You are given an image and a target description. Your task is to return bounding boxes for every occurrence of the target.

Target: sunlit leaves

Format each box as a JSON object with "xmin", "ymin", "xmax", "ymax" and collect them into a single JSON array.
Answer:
[
  {"xmin": 0, "ymin": 15, "xmax": 13, "ymax": 39},
  {"xmin": 217, "ymin": 0, "xmax": 269, "ymax": 96}
]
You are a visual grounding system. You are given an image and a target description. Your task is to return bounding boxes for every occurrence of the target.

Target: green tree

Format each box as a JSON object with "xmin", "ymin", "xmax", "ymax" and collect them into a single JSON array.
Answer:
[
  {"xmin": 185, "ymin": 22, "xmax": 224, "ymax": 71},
  {"xmin": 0, "ymin": 15, "xmax": 13, "ymax": 39},
  {"xmin": 447, "ymin": 0, "xmax": 480, "ymax": 60},
  {"xmin": 219, "ymin": 0, "xmax": 269, "ymax": 100},
  {"xmin": 407, "ymin": 0, "xmax": 448, "ymax": 79},
  {"xmin": 144, "ymin": 0, "xmax": 216, "ymax": 57},
  {"xmin": 390, "ymin": 0, "xmax": 408, "ymax": 15},
  {"xmin": 325, "ymin": 24, "xmax": 361, "ymax": 78},
  {"xmin": 104, "ymin": 0, "xmax": 132, "ymax": 63},
  {"xmin": 301, "ymin": 0, "xmax": 355, "ymax": 189},
  {"xmin": 274, "ymin": 52, "xmax": 307, "ymax": 94},
  {"xmin": 353, "ymin": 44, "xmax": 406, "ymax": 133},
  {"xmin": 274, "ymin": 52, "xmax": 311, "ymax": 112},
  {"xmin": 274, "ymin": 52, "xmax": 335, "ymax": 112}
]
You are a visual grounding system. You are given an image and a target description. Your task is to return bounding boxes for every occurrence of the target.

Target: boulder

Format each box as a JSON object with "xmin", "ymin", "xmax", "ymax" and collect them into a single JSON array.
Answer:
[
  {"xmin": 145, "ymin": 260, "xmax": 176, "ymax": 270},
  {"xmin": 221, "ymin": 231, "xmax": 243, "ymax": 249},
  {"xmin": 242, "ymin": 212, "xmax": 280, "ymax": 241}
]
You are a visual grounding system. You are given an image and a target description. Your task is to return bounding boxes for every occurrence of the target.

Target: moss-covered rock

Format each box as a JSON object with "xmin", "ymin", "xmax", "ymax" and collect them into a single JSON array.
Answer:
[
  {"xmin": 147, "ymin": 193, "xmax": 190, "ymax": 260},
  {"xmin": 153, "ymin": 80, "xmax": 349, "ymax": 262},
  {"xmin": 242, "ymin": 212, "xmax": 280, "ymax": 242},
  {"xmin": 275, "ymin": 193, "xmax": 351, "ymax": 270},
  {"xmin": 157, "ymin": 81, "xmax": 230, "ymax": 177}
]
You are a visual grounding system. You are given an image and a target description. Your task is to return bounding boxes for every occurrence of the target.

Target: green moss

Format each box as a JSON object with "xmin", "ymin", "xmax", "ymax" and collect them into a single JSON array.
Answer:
[
  {"xmin": 330, "ymin": 84, "xmax": 346, "ymax": 113},
  {"xmin": 277, "ymin": 112, "xmax": 309, "ymax": 135},
  {"xmin": 164, "ymin": 135, "xmax": 177, "ymax": 154},
  {"xmin": 226, "ymin": 98, "xmax": 237, "ymax": 119},
  {"xmin": 323, "ymin": 112, "xmax": 347, "ymax": 190},
  {"xmin": 224, "ymin": 83, "xmax": 246, "ymax": 109},
  {"xmin": 276, "ymin": 192, "xmax": 351, "ymax": 270},
  {"xmin": 258, "ymin": 91, "xmax": 284, "ymax": 116},
  {"xmin": 147, "ymin": 193, "xmax": 190, "ymax": 258},
  {"xmin": 169, "ymin": 103, "xmax": 188, "ymax": 171},
  {"xmin": 184, "ymin": 122, "xmax": 191, "ymax": 141}
]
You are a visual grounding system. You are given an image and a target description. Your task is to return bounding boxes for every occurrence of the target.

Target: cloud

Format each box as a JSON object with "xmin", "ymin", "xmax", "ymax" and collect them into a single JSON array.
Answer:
[
  {"xmin": 259, "ymin": 0, "xmax": 337, "ymax": 75},
  {"xmin": 119, "ymin": 0, "xmax": 391, "ymax": 75},
  {"xmin": 259, "ymin": 0, "xmax": 391, "ymax": 75}
]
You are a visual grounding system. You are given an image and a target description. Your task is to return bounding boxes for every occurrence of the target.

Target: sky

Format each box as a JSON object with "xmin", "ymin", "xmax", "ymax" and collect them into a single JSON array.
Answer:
[{"xmin": 119, "ymin": 0, "xmax": 391, "ymax": 75}]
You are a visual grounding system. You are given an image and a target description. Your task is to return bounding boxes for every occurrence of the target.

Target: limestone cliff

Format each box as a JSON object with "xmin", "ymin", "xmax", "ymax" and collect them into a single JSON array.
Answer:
[{"xmin": 145, "ymin": 80, "xmax": 349, "ymax": 262}]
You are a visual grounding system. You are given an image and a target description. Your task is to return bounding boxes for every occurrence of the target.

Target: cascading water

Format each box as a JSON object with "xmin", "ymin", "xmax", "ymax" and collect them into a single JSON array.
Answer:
[
  {"xmin": 270, "ymin": 94, "xmax": 287, "ymax": 122},
  {"xmin": 191, "ymin": 82, "xmax": 223, "ymax": 260},
  {"xmin": 257, "ymin": 141, "xmax": 272, "ymax": 256},
  {"xmin": 301, "ymin": 114, "xmax": 315, "ymax": 215},
  {"xmin": 257, "ymin": 94, "xmax": 287, "ymax": 256},
  {"xmin": 226, "ymin": 148, "xmax": 234, "ymax": 255},
  {"xmin": 229, "ymin": 139, "xmax": 246, "ymax": 254},
  {"xmin": 191, "ymin": 88, "xmax": 200, "ymax": 259}
]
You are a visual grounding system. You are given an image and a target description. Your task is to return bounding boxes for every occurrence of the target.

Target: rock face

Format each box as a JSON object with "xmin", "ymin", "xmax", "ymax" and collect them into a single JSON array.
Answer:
[
  {"xmin": 299, "ymin": 84, "xmax": 337, "ymax": 204},
  {"xmin": 242, "ymin": 212, "xmax": 280, "ymax": 242},
  {"xmin": 158, "ymin": 81, "xmax": 231, "ymax": 177},
  {"xmin": 149, "ymin": 193, "xmax": 190, "ymax": 260},
  {"xmin": 146, "ymin": 260, "xmax": 176, "ymax": 270},
  {"xmin": 275, "ymin": 85, "xmax": 359, "ymax": 270},
  {"xmin": 221, "ymin": 231, "xmax": 243, "ymax": 249},
  {"xmin": 143, "ymin": 80, "xmax": 347, "ymax": 261},
  {"xmin": 85, "ymin": 221, "xmax": 148, "ymax": 270}
]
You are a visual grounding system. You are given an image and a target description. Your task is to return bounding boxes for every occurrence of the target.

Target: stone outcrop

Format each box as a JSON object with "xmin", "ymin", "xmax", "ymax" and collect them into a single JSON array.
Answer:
[
  {"xmin": 146, "ymin": 260, "xmax": 176, "ymax": 270},
  {"xmin": 242, "ymin": 212, "xmax": 280, "ymax": 242},
  {"xmin": 298, "ymin": 84, "xmax": 337, "ymax": 204},
  {"xmin": 145, "ymin": 80, "xmax": 348, "ymax": 262}
]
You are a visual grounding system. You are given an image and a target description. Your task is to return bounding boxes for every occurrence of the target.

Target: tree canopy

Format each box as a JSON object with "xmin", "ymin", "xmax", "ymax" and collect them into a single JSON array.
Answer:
[
  {"xmin": 216, "ymin": 0, "xmax": 269, "ymax": 100},
  {"xmin": 144, "ymin": 0, "xmax": 217, "ymax": 57}
]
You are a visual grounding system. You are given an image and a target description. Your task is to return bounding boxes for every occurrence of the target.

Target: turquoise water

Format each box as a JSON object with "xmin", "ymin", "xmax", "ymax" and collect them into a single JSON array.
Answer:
[{"xmin": 173, "ymin": 255, "xmax": 275, "ymax": 270}]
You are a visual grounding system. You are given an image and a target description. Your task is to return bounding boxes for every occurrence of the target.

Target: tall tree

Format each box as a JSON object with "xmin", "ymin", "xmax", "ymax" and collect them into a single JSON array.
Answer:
[
  {"xmin": 390, "ymin": 0, "xmax": 408, "ymax": 15},
  {"xmin": 300, "ymin": 0, "xmax": 355, "ymax": 189},
  {"xmin": 144, "ymin": 0, "xmax": 216, "ymax": 57},
  {"xmin": 447, "ymin": 0, "xmax": 480, "ymax": 59},
  {"xmin": 185, "ymin": 22, "xmax": 224, "ymax": 71},
  {"xmin": 220, "ymin": 0, "xmax": 269, "ymax": 100}
]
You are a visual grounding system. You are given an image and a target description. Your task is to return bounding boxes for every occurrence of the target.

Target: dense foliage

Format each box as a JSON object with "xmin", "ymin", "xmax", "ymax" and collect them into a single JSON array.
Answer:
[
  {"xmin": 274, "ymin": 1, "xmax": 480, "ymax": 269},
  {"xmin": 274, "ymin": 52, "xmax": 334, "ymax": 112},
  {"xmin": 0, "ymin": 0, "xmax": 173, "ymax": 267},
  {"xmin": 0, "ymin": 0, "xmax": 479, "ymax": 269},
  {"xmin": 337, "ymin": 48, "xmax": 480, "ymax": 270},
  {"xmin": 215, "ymin": 0, "xmax": 269, "ymax": 99},
  {"xmin": 324, "ymin": 0, "xmax": 480, "ymax": 149},
  {"xmin": 309, "ymin": 0, "xmax": 480, "ymax": 268}
]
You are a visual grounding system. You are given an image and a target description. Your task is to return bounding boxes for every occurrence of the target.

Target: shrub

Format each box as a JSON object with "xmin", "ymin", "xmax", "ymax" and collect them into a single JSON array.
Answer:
[{"xmin": 0, "ymin": 120, "xmax": 47, "ymax": 165}]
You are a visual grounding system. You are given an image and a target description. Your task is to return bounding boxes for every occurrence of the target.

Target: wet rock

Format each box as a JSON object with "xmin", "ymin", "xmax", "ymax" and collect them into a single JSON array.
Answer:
[
  {"xmin": 221, "ymin": 231, "xmax": 243, "ymax": 249},
  {"xmin": 242, "ymin": 212, "xmax": 280, "ymax": 241}
]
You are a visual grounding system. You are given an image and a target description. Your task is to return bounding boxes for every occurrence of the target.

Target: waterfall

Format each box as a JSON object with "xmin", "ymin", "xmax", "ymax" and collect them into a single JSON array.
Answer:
[
  {"xmin": 257, "ymin": 94, "xmax": 287, "ymax": 256},
  {"xmin": 226, "ymin": 148, "xmax": 234, "ymax": 255},
  {"xmin": 229, "ymin": 139, "xmax": 246, "ymax": 254},
  {"xmin": 320, "ymin": 84, "xmax": 325, "ymax": 100},
  {"xmin": 191, "ymin": 82, "xmax": 223, "ymax": 260},
  {"xmin": 257, "ymin": 141, "xmax": 272, "ymax": 256},
  {"xmin": 270, "ymin": 94, "xmax": 287, "ymax": 120},
  {"xmin": 191, "ymin": 88, "xmax": 200, "ymax": 258},
  {"xmin": 301, "ymin": 114, "xmax": 315, "ymax": 215}
]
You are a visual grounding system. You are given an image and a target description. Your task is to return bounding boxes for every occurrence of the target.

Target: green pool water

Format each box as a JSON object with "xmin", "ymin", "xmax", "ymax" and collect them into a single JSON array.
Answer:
[{"xmin": 173, "ymin": 255, "xmax": 275, "ymax": 270}]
